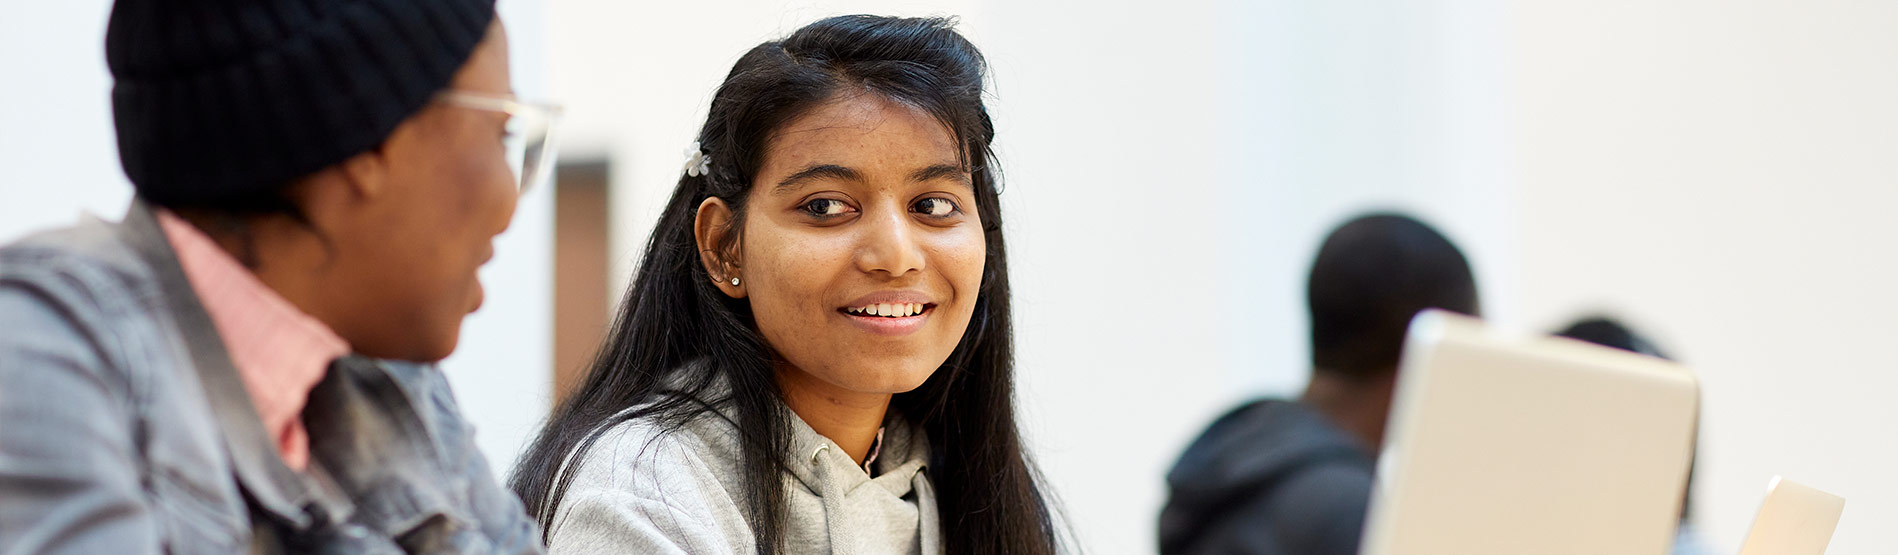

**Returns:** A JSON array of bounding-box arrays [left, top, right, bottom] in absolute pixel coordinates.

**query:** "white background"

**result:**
[[6, 1, 1895, 553]]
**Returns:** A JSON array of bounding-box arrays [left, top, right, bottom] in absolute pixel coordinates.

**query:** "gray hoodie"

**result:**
[[545, 401, 940, 554]]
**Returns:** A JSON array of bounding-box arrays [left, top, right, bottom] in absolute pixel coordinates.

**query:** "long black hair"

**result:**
[[509, 15, 1059, 555]]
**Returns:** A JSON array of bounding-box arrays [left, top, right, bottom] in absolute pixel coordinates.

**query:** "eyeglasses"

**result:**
[[435, 90, 565, 195]]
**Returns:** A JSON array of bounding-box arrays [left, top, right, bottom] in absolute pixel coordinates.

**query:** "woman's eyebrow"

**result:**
[[775, 164, 860, 193], [910, 163, 972, 185]]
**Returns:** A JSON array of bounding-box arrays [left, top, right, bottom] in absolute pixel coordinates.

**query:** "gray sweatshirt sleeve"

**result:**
[[545, 423, 748, 555], [548, 488, 738, 554], [0, 286, 161, 554]]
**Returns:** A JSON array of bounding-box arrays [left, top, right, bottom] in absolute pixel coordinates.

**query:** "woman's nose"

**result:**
[[855, 203, 925, 278]]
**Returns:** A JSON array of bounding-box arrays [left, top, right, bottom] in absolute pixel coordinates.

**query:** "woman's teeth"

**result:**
[[845, 302, 927, 318]]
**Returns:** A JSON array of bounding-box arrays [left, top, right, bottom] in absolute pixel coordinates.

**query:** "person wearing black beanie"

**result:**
[[0, 0, 556, 553]]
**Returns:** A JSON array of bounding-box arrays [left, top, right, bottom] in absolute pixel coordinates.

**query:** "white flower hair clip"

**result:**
[[683, 141, 712, 178]]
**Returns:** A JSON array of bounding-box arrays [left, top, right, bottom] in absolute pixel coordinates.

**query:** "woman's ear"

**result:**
[[335, 148, 391, 200], [694, 197, 746, 299], [287, 155, 380, 243]]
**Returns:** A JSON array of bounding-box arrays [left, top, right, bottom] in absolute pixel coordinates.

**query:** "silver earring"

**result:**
[[730, 277, 741, 286]]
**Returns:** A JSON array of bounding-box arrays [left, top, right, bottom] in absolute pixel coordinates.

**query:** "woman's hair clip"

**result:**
[[683, 141, 712, 178]]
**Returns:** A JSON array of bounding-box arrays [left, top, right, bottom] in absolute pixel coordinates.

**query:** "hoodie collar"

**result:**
[[785, 407, 929, 499]]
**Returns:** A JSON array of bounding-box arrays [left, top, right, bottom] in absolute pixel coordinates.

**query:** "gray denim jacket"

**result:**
[[0, 202, 542, 554]]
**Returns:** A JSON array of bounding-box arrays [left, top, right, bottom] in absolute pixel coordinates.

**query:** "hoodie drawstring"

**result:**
[[913, 468, 940, 555], [812, 444, 857, 554], [811, 440, 939, 554]]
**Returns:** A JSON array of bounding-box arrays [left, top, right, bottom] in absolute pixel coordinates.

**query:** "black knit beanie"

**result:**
[[106, 0, 498, 207]]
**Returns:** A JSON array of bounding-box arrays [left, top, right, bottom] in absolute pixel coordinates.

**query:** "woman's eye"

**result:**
[[800, 198, 852, 217], [913, 197, 960, 217]]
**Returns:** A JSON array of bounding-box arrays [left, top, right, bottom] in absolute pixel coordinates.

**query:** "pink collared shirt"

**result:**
[[157, 210, 349, 471], [862, 426, 885, 474]]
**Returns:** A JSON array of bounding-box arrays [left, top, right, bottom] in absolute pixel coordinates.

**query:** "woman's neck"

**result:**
[[175, 210, 336, 324], [775, 364, 890, 465]]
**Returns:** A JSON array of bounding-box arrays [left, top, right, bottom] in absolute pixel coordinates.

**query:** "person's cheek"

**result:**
[[940, 230, 983, 298], [788, 246, 827, 343], [747, 238, 794, 344], [483, 136, 518, 234]]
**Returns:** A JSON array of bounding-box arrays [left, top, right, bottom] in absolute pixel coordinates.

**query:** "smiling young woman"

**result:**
[[508, 15, 1060, 555]]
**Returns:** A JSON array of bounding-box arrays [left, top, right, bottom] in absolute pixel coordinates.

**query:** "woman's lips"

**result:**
[[838, 303, 934, 336], [469, 247, 495, 313], [469, 277, 486, 313], [842, 302, 930, 318]]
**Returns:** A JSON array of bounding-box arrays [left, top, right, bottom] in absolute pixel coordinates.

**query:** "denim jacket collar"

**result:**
[[114, 200, 352, 529]]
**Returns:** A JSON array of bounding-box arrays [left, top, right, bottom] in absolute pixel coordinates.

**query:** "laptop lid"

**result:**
[[1359, 310, 1700, 555], [1737, 476, 1845, 555]]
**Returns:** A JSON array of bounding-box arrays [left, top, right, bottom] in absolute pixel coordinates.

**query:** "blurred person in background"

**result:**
[[507, 15, 1061, 555], [0, 0, 557, 552], [1554, 316, 1710, 555], [1158, 213, 1480, 555]]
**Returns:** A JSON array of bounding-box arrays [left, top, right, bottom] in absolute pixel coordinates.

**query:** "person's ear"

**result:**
[[284, 152, 382, 241], [335, 148, 392, 201], [695, 197, 746, 299]]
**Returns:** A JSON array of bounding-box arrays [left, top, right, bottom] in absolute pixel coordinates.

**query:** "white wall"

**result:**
[[0, 0, 554, 479], [1507, 1, 1898, 552], [987, 0, 1516, 551], [1, 2, 130, 236]]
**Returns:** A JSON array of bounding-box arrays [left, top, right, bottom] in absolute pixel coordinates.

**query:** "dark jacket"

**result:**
[[1159, 399, 1375, 555], [0, 203, 541, 554]]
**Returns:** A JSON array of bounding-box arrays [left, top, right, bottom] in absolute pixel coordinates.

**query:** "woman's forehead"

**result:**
[[764, 93, 961, 167]]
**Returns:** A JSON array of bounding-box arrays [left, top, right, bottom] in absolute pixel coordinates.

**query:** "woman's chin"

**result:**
[[876, 364, 944, 394], [821, 363, 940, 396]]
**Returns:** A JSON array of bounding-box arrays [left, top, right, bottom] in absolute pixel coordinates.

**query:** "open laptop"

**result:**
[[1358, 310, 1700, 555], [1737, 476, 1845, 555]]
